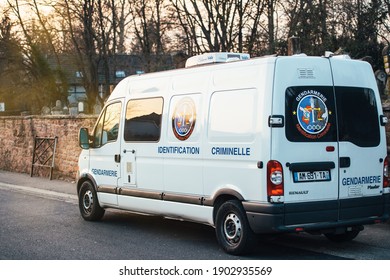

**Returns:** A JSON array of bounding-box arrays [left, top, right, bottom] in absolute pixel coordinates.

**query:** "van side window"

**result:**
[[124, 97, 163, 142], [93, 102, 122, 147], [208, 89, 256, 142], [336, 87, 379, 147]]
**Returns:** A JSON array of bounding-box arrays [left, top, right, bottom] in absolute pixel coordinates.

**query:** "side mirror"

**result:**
[[79, 128, 90, 149]]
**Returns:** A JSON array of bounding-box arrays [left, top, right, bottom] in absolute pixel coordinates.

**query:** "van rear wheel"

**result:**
[[215, 200, 254, 255], [324, 229, 360, 242], [78, 180, 105, 221]]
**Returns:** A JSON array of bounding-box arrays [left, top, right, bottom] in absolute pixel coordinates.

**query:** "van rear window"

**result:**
[[335, 87, 379, 147], [285, 86, 337, 142], [285, 86, 380, 147]]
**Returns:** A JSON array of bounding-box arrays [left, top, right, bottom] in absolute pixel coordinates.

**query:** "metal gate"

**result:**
[[30, 136, 58, 180]]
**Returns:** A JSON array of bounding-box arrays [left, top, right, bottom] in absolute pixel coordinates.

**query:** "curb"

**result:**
[[0, 182, 77, 203]]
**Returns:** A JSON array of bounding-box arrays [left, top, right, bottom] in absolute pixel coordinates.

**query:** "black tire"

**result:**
[[78, 180, 105, 221], [324, 229, 360, 242], [215, 200, 255, 255]]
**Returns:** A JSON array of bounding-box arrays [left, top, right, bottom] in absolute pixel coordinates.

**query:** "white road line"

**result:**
[[0, 182, 77, 203]]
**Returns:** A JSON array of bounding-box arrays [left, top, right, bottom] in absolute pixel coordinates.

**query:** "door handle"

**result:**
[[123, 149, 135, 154], [340, 157, 351, 168], [114, 154, 121, 163]]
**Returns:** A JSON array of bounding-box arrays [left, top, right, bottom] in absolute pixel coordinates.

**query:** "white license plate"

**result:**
[[293, 170, 331, 182]]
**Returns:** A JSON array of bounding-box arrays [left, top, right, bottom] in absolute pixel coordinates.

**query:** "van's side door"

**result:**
[[119, 97, 164, 191], [163, 94, 203, 199], [89, 100, 123, 206]]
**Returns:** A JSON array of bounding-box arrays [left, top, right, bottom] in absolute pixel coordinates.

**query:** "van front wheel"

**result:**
[[78, 180, 105, 221], [215, 200, 254, 255]]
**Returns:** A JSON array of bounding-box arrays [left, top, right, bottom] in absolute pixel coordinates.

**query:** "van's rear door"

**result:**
[[330, 58, 385, 219], [272, 56, 386, 225], [272, 57, 340, 208]]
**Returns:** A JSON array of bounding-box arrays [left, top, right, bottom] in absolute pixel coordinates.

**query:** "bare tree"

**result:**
[[376, 0, 390, 45], [170, 0, 238, 53], [0, 13, 28, 114], [53, 0, 133, 111], [170, 0, 272, 56], [281, 0, 320, 54], [6, 0, 68, 113], [64, 0, 101, 111], [109, 0, 132, 55], [128, 0, 171, 72]]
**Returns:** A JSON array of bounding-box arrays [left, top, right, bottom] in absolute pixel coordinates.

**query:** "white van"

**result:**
[[77, 52, 390, 255]]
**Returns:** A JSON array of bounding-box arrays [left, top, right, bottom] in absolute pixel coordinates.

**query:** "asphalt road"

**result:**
[[1, 188, 390, 260]]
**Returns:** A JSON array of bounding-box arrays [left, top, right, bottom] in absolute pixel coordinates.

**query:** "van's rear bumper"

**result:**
[[243, 194, 390, 234]]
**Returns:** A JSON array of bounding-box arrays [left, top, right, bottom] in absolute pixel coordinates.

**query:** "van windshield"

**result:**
[[285, 86, 380, 147]]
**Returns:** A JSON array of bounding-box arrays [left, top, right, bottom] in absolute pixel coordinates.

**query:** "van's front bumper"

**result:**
[[243, 194, 390, 234]]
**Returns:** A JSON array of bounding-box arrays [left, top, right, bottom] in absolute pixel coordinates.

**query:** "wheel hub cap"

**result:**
[[223, 213, 242, 244], [83, 190, 93, 212]]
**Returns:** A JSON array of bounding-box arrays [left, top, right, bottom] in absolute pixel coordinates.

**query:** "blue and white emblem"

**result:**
[[296, 95, 329, 135], [172, 98, 196, 141]]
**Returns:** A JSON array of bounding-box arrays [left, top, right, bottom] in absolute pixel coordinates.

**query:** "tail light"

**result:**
[[383, 156, 389, 189], [267, 160, 284, 202]]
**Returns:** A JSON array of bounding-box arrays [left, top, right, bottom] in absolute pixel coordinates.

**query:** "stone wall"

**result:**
[[0, 115, 97, 181]]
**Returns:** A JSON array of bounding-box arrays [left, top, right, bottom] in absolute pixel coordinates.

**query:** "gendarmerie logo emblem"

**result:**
[[172, 97, 196, 141], [293, 90, 331, 139]]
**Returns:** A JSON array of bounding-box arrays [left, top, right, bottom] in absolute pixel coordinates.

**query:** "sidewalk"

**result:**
[[0, 170, 77, 202]]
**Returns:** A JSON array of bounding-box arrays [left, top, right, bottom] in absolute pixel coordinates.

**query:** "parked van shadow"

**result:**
[[95, 210, 349, 260]]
